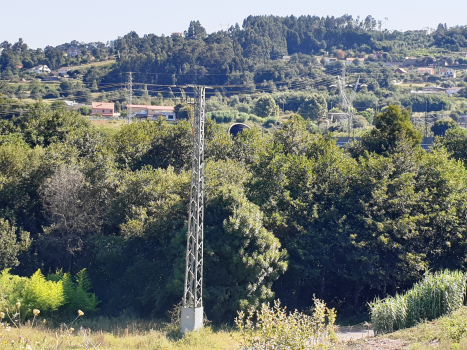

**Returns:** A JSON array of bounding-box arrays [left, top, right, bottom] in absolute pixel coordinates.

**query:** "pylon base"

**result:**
[[181, 307, 203, 334]]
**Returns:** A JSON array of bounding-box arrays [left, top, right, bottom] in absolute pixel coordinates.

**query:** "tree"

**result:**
[[431, 117, 458, 136], [0, 219, 30, 270], [38, 166, 103, 268], [434, 127, 467, 162], [16, 102, 91, 147], [254, 94, 279, 117], [298, 94, 327, 120], [361, 104, 422, 154], [185, 21, 207, 40]]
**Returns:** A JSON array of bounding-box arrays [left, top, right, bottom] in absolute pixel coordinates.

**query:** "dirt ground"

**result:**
[[335, 327, 409, 349], [336, 338, 409, 349]]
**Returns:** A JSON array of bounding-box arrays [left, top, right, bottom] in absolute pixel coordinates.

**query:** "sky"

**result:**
[[1, 0, 466, 49]]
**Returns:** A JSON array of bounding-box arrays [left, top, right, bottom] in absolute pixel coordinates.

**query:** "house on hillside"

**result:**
[[411, 86, 446, 94], [67, 47, 80, 57], [127, 104, 176, 121], [440, 68, 457, 78], [434, 60, 449, 67], [91, 102, 115, 117], [327, 112, 348, 123], [324, 57, 337, 64], [58, 67, 69, 76], [417, 67, 435, 75], [422, 86, 446, 93], [345, 57, 365, 65], [395, 68, 407, 74], [29, 65, 51, 74], [446, 87, 464, 96], [404, 57, 418, 66]]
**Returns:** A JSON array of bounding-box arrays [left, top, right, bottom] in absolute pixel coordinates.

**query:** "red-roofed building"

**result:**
[[417, 67, 435, 75], [91, 102, 115, 117], [127, 104, 176, 121]]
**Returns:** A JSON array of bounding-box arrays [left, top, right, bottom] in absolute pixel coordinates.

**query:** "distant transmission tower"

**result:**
[[181, 85, 206, 334], [126, 72, 133, 124], [337, 67, 359, 138]]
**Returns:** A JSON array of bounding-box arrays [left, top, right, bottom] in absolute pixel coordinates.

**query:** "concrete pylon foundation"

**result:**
[[181, 307, 203, 334]]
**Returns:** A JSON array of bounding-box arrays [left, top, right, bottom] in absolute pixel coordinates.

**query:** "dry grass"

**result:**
[[91, 119, 127, 135], [383, 306, 467, 349], [59, 60, 116, 72], [0, 323, 240, 349]]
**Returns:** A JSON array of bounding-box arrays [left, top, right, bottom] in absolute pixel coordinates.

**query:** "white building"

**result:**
[[444, 69, 457, 78], [30, 65, 51, 74], [127, 104, 176, 121]]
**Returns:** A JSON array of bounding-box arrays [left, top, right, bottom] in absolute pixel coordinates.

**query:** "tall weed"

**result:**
[[235, 298, 336, 349], [370, 270, 466, 334]]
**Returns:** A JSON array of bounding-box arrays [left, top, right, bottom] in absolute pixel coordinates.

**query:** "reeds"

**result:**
[[369, 270, 466, 334]]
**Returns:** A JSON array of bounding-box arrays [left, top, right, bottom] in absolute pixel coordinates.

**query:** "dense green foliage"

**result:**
[[369, 271, 466, 334], [0, 92, 467, 323], [0, 268, 98, 318], [360, 104, 422, 154]]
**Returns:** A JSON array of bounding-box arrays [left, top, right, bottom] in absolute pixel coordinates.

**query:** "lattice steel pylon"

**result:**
[[337, 67, 359, 137], [181, 85, 206, 334]]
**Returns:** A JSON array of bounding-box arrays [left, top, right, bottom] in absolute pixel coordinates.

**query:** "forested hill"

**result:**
[[106, 16, 467, 86], [1, 15, 467, 87]]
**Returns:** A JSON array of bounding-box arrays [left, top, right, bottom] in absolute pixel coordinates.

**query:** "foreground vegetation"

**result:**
[[0, 322, 239, 350], [2, 101, 467, 324], [384, 306, 467, 349], [369, 271, 466, 334]]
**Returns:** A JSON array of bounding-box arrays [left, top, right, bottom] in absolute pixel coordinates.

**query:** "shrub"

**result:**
[[0, 269, 99, 318], [206, 110, 257, 124], [370, 270, 466, 334], [22, 270, 65, 312], [235, 298, 337, 349]]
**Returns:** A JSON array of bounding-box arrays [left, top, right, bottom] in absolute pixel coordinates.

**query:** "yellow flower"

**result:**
[[69, 328, 74, 333], [16, 301, 21, 308], [77, 310, 84, 317], [0, 312, 4, 319], [42, 319, 47, 324], [33, 309, 40, 317]]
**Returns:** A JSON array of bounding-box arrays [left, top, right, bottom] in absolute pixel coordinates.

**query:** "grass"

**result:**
[[59, 60, 116, 72], [90, 119, 128, 136], [384, 306, 467, 349], [0, 320, 240, 349]]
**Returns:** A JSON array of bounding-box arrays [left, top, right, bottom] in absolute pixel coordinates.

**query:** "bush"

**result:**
[[370, 270, 466, 334], [235, 298, 337, 349], [206, 110, 256, 124], [0, 269, 98, 318]]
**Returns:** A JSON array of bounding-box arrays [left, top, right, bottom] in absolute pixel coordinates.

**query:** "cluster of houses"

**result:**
[[410, 85, 464, 96], [395, 66, 459, 78], [87, 102, 176, 121]]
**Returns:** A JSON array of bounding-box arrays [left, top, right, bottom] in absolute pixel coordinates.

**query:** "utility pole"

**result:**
[[182, 85, 206, 334], [337, 67, 359, 139], [425, 100, 428, 138], [127, 72, 133, 124]]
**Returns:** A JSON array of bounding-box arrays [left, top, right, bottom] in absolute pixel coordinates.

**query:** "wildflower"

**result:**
[[70, 328, 74, 333], [33, 309, 40, 317], [78, 310, 84, 317], [16, 301, 21, 309], [42, 319, 46, 324], [0, 312, 4, 319]]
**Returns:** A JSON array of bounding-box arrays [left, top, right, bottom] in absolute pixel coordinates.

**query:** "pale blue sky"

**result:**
[[1, 0, 466, 49]]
